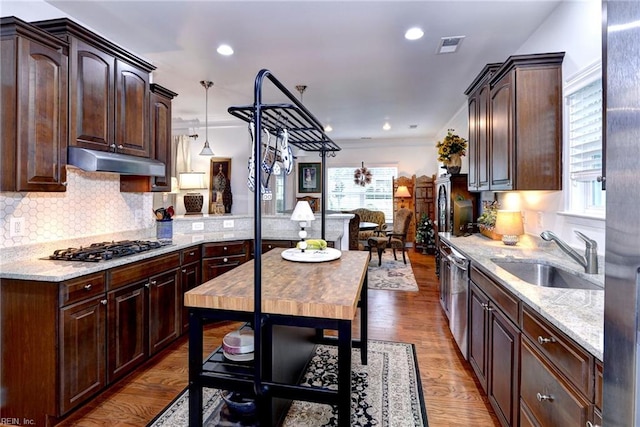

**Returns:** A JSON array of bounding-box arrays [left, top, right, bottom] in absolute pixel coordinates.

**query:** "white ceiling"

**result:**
[[10, 0, 562, 141]]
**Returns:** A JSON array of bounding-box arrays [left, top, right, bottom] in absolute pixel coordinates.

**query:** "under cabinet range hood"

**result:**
[[67, 147, 166, 177]]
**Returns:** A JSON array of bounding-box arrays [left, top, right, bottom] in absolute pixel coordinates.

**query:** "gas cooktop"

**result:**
[[49, 240, 164, 262]]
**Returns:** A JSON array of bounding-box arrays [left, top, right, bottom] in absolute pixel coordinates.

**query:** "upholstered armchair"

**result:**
[[349, 208, 387, 241], [367, 208, 413, 266]]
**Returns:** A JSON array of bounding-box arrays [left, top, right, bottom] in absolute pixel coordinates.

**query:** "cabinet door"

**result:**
[[490, 72, 514, 190], [148, 268, 180, 355], [9, 37, 68, 192], [438, 248, 450, 318], [107, 280, 147, 383], [149, 90, 172, 191], [59, 296, 106, 414], [476, 83, 491, 190], [69, 39, 115, 151], [469, 283, 489, 392], [115, 59, 149, 157], [488, 305, 520, 427], [181, 261, 201, 333]]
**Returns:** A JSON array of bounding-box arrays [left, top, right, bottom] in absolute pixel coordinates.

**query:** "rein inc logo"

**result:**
[[0, 418, 35, 425]]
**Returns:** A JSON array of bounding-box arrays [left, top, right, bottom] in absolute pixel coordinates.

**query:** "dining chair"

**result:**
[[367, 208, 413, 266]]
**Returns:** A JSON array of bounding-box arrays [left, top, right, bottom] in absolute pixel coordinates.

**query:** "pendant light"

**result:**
[[199, 80, 214, 156]]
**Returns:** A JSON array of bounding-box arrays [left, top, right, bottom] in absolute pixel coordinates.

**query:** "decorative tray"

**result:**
[[281, 247, 342, 263]]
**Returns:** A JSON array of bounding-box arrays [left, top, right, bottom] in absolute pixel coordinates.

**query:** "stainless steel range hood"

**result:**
[[68, 147, 166, 177]]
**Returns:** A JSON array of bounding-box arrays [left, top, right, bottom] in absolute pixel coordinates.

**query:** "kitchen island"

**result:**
[[184, 247, 370, 426]]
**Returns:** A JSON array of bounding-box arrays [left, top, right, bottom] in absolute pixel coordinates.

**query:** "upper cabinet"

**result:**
[[465, 63, 501, 192], [466, 52, 564, 191], [0, 17, 69, 192], [32, 18, 156, 158]]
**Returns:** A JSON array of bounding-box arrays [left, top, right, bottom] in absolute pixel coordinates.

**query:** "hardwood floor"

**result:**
[[55, 250, 499, 426]]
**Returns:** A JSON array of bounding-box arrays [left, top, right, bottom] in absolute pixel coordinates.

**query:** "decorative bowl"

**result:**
[[222, 329, 254, 355], [221, 391, 256, 416]]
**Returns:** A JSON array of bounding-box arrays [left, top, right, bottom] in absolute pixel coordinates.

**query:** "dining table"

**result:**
[[184, 247, 370, 426], [359, 221, 380, 231]]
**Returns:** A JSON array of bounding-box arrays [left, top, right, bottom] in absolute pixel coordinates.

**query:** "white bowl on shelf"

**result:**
[[222, 329, 254, 355]]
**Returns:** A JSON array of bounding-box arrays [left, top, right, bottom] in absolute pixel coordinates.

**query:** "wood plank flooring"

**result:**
[[55, 250, 499, 426]]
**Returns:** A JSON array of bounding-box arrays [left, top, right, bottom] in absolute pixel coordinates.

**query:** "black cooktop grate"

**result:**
[[49, 240, 162, 262]]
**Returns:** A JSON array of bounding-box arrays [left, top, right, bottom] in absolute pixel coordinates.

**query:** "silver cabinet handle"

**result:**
[[586, 422, 601, 427], [182, 269, 187, 273], [538, 336, 557, 345], [536, 392, 553, 402], [223, 257, 228, 263], [189, 251, 195, 256], [100, 299, 107, 305], [84, 284, 92, 291], [145, 283, 151, 288], [223, 246, 228, 251]]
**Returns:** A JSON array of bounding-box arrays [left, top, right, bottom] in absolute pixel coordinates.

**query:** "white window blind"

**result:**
[[568, 79, 603, 182], [327, 166, 397, 219]]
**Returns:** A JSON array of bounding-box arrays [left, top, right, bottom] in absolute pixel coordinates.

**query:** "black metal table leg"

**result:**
[[188, 310, 203, 427], [337, 320, 352, 427], [361, 271, 368, 365]]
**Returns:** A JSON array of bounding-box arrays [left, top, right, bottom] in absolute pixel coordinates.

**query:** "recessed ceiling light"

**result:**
[[324, 125, 333, 132], [405, 27, 424, 41], [217, 44, 234, 56], [383, 122, 391, 131]]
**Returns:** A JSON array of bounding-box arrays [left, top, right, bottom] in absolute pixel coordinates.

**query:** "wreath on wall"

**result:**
[[354, 162, 373, 187]]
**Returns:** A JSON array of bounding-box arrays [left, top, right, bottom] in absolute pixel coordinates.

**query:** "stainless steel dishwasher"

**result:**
[[447, 247, 469, 360]]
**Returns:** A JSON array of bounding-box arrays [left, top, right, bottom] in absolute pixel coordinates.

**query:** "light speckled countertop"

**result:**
[[0, 229, 343, 282], [440, 233, 604, 361]]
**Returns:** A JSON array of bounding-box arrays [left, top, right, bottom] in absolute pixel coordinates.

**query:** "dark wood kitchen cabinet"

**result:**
[[0, 17, 69, 192], [465, 63, 501, 192], [488, 52, 564, 191], [0, 271, 106, 426], [180, 246, 202, 332], [32, 18, 155, 157], [108, 252, 181, 380], [470, 265, 520, 427], [120, 83, 178, 192], [201, 240, 251, 282]]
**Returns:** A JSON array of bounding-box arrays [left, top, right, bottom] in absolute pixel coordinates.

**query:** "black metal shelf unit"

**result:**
[[225, 69, 342, 416]]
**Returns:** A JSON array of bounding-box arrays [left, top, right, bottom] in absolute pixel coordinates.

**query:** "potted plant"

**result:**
[[477, 201, 502, 240], [416, 214, 436, 254], [436, 129, 467, 174]]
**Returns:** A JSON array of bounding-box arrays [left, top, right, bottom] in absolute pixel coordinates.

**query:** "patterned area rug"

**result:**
[[147, 340, 428, 427], [368, 250, 419, 291]]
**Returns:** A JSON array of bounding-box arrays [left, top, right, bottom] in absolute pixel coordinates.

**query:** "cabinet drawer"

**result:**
[[470, 265, 519, 324], [262, 240, 293, 253], [202, 241, 249, 258], [520, 338, 590, 427], [181, 246, 201, 265], [109, 252, 180, 290], [59, 272, 106, 307], [521, 305, 593, 397]]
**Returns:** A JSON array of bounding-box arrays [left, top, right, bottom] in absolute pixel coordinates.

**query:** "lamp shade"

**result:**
[[179, 172, 206, 190], [290, 201, 315, 222], [494, 210, 524, 245], [395, 185, 411, 198]]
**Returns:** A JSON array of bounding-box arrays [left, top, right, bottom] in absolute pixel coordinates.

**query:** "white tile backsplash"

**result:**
[[0, 167, 154, 249]]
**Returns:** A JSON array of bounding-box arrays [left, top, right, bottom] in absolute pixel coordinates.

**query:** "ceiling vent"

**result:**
[[437, 36, 465, 54]]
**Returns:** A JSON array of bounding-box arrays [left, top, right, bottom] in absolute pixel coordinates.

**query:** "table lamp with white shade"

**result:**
[[395, 185, 411, 209], [179, 172, 207, 215], [290, 200, 315, 252], [494, 210, 524, 246]]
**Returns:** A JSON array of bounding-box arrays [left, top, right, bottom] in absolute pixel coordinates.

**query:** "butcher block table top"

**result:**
[[184, 248, 370, 320]]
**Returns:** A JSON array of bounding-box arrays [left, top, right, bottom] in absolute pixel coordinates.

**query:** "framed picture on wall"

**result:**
[[209, 157, 232, 214], [298, 162, 321, 193]]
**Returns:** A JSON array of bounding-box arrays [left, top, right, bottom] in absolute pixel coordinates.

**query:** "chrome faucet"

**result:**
[[540, 230, 599, 274]]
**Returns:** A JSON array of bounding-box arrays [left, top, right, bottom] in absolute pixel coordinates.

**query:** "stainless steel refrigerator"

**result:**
[[603, 1, 640, 425]]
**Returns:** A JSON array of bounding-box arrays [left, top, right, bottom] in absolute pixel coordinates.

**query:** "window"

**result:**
[[327, 166, 397, 219], [565, 64, 605, 217]]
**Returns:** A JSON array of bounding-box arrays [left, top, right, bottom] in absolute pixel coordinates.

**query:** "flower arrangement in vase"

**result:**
[[477, 201, 502, 240], [436, 129, 467, 174]]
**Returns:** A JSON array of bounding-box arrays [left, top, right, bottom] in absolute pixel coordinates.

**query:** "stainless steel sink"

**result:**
[[491, 259, 603, 290]]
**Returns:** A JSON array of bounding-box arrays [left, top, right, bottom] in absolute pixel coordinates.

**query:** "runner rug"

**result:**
[[368, 250, 419, 291], [147, 340, 428, 427]]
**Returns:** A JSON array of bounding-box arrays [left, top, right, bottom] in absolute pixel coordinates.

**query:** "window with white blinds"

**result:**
[[565, 69, 605, 217], [327, 166, 397, 219]]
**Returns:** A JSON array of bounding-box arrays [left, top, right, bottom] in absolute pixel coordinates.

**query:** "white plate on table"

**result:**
[[281, 247, 342, 263]]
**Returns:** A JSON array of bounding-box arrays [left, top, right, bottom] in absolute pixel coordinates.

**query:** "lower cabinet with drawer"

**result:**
[[202, 240, 250, 282], [180, 245, 202, 333]]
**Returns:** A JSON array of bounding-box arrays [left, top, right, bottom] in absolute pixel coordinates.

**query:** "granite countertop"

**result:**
[[0, 229, 343, 282], [440, 233, 604, 361]]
